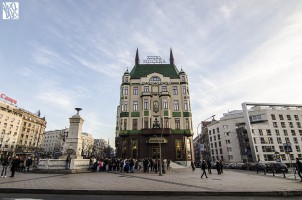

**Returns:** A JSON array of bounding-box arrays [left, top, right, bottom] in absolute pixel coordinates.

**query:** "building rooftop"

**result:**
[[130, 64, 180, 79]]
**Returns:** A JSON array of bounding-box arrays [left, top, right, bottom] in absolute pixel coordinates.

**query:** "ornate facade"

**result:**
[[115, 49, 194, 164]]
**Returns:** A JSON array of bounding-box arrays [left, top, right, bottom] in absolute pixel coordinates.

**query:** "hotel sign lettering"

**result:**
[[148, 137, 168, 144], [143, 56, 166, 64]]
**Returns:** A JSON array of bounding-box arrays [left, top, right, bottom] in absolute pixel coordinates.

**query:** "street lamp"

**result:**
[[159, 117, 170, 176]]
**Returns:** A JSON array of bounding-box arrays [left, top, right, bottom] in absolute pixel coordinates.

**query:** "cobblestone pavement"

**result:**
[[0, 168, 301, 195]]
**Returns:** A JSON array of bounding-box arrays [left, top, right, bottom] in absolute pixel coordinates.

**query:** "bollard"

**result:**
[[264, 169, 266, 175], [272, 169, 275, 176]]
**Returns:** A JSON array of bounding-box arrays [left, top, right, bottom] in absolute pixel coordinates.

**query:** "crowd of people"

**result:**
[[1, 155, 33, 178], [88, 157, 171, 174]]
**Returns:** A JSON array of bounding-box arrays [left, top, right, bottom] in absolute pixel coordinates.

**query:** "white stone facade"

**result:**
[[208, 103, 302, 164]]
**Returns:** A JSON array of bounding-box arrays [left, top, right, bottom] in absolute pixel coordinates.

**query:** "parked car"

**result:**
[[249, 162, 266, 171], [265, 162, 288, 173]]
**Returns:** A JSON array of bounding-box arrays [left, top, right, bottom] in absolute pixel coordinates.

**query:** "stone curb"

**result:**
[[0, 188, 302, 196]]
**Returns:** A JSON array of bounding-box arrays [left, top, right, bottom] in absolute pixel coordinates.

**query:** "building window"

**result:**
[[173, 100, 179, 111], [124, 119, 127, 130], [133, 101, 138, 111], [144, 86, 149, 92], [173, 86, 178, 95], [184, 100, 188, 111], [294, 137, 298, 144], [175, 118, 180, 129], [281, 122, 286, 128], [183, 86, 186, 95], [125, 77, 128, 82], [175, 139, 182, 159], [294, 115, 299, 121], [124, 101, 128, 112], [163, 99, 168, 109], [185, 118, 190, 129], [273, 122, 278, 128], [287, 115, 291, 120], [297, 122, 301, 128], [144, 117, 148, 129], [144, 99, 149, 110], [279, 114, 284, 120], [218, 134, 221, 140], [277, 137, 282, 144], [181, 76, 185, 82], [291, 130, 296, 136], [271, 114, 276, 120], [133, 87, 138, 95], [275, 129, 280, 136], [259, 129, 263, 136], [132, 119, 138, 130], [227, 147, 232, 152], [289, 122, 293, 128], [296, 146, 301, 152], [162, 85, 167, 92], [124, 87, 128, 95], [284, 129, 288, 136]]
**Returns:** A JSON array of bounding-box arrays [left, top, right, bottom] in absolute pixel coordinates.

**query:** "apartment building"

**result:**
[[207, 103, 302, 164]]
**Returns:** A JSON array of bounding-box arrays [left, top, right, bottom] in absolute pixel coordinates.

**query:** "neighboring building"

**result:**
[[42, 128, 67, 156], [0, 100, 22, 156], [0, 96, 47, 157], [42, 128, 94, 158], [115, 49, 194, 164], [81, 132, 94, 158], [207, 103, 302, 165]]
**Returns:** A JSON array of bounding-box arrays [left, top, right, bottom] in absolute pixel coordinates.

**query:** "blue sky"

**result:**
[[1, 0, 302, 147]]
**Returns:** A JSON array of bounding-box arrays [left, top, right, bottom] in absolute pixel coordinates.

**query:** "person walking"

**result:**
[[219, 160, 223, 174], [215, 160, 221, 174], [207, 159, 212, 174], [9, 157, 18, 178], [191, 160, 195, 171], [296, 158, 302, 182], [26, 157, 33, 172], [65, 154, 71, 170], [200, 160, 208, 178], [1, 156, 9, 177]]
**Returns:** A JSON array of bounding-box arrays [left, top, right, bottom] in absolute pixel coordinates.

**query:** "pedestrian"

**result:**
[[200, 160, 208, 178], [66, 154, 71, 170], [26, 157, 33, 172], [296, 158, 302, 182], [1, 156, 9, 177], [191, 160, 195, 171], [130, 158, 135, 173], [166, 159, 171, 170], [9, 156, 18, 178], [219, 160, 223, 173], [207, 159, 212, 174], [215, 160, 221, 174]]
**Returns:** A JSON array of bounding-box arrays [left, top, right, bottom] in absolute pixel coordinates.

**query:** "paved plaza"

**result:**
[[0, 167, 301, 196]]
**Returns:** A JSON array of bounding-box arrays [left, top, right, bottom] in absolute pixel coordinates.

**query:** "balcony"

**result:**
[[142, 128, 172, 135]]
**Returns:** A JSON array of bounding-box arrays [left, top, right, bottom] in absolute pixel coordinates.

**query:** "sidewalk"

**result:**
[[0, 168, 301, 196]]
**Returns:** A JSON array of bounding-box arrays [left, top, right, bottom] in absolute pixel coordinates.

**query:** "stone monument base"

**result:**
[[34, 158, 90, 174]]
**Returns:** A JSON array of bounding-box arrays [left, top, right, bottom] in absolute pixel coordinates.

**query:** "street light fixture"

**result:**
[[159, 117, 170, 176]]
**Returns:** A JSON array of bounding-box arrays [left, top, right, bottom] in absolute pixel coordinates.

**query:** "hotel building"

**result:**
[[115, 49, 194, 164]]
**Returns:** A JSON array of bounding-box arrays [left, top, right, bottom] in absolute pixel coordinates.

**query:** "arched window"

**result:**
[[150, 76, 161, 81]]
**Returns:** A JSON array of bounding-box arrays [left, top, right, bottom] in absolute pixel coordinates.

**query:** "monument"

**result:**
[[36, 108, 90, 173], [61, 108, 84, 159]]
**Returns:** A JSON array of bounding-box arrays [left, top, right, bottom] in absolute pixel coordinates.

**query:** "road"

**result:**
[[0, 194, 301, 200]]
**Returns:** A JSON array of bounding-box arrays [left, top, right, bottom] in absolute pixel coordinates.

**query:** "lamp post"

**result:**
[[159, 117, 170, 176]]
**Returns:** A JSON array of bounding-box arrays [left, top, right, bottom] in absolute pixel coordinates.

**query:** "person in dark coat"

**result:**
[[9, 157, 18, 178], [1, 156, 9, 177], [26, 157, 33, 172], [296, 158, 302, 182], [207, 159, 212, 174], [191, 160, 195, 171], [66, 154, 71, 170], [219, 160, 223, 173], [200, 160, 208, 178], [215, 161, 221, 174]]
